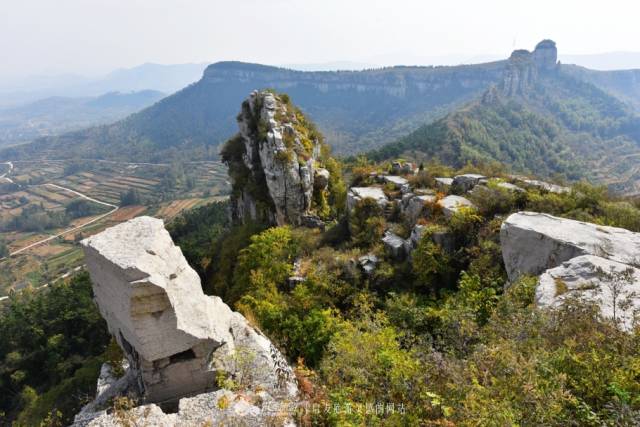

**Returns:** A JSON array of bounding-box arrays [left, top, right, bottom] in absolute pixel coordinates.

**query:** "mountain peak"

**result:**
[[502, 40, 558, 96]]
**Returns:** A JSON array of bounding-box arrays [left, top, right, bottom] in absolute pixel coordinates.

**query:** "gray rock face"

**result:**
[[81, 388, 297, 427], [228, 91, 321, 226], [382, 175, 409, 188], [81, 217, 298, 406], [402, 194, 436, 224], [497, 182, 525, 192], [501, 212, 640, 331], [314, 168, 330, 190], [382, 231, 406, 259], [347, 187, 388, 212], [521, 179, 570, 194], [358, 254, 379, 275], [438, 195, 475, 219], [537, 255, 640, 331], [500, 212, 640, 281], [532, 39, 558, 71], [435, 177, 453, 192], [452, 174, 486, 193]]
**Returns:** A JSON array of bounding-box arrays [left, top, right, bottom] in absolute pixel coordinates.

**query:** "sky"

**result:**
[[1, 0, 640, 80]]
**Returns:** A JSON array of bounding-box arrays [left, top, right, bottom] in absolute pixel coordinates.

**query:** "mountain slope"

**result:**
[[0, 61, 508, 161], [372, 42, 640, 194], [0, 90, 165, 148]]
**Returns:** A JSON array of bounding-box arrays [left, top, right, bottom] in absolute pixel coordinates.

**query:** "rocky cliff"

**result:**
[[501, 40, 558, 96], [75, 217, 299, 425], [223, 91, 328, 226]]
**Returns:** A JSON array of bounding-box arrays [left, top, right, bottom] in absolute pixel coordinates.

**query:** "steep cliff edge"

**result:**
[[74, 217, 299, 426], [223, 91, 330, 226]]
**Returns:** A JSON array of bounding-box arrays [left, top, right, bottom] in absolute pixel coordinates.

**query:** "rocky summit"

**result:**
[[223, 91, 328, 226]]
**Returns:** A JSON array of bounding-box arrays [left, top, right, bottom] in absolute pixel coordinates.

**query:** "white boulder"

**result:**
[[347, 187, 388, 211], [537, 255, 640, 331], [438, 195, 476, 219], [500, 212, 640, 281]]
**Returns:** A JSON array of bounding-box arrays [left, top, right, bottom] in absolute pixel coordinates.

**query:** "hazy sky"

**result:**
[[2, 0, 639, 79]]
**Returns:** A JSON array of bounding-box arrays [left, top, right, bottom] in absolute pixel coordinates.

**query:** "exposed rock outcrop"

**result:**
[[501, 212, 640, 331], [500, 212, 640, 281], [501, 40, 558, 96], [452, 174, 486, 193], [347, 187, 388, 212], [438, 195, 475, 219], [79, 217, 298, 423], [537, 255, 640, 331], [224, 91, 325, 226]]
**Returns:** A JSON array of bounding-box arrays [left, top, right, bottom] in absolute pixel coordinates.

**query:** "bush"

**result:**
[[349, 198, 385, 247]]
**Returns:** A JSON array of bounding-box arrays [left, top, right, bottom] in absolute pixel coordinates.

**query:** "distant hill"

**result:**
[[0, 63, 206, 108], [5, 40, 640, 167], [372, 41, 640, 194], [0, 90, 165, 148], [0, 60, 509, 161]]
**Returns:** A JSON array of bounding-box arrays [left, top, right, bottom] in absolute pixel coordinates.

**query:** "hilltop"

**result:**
[[372, 41, 640, 194]]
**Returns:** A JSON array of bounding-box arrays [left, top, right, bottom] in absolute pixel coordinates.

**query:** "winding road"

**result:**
[[0, 163, 119, 259], [7, 183, 118, 257]]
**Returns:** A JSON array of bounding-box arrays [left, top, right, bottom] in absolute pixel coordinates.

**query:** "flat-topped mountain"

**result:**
[[0, 59, 508, 161], [372, 41, 640, 194], [4, 39, 640, 186]]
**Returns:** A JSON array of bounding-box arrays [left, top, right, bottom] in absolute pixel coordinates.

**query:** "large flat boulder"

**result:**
[[347, 187, 388, 211], [537, 255, 640, 331], [500, 212, 640, 281], [452, 174, 486, 193], [438, 195, 475, 219]]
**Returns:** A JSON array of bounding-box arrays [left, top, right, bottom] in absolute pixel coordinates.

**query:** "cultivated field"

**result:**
[[0, 159, 230, 297]]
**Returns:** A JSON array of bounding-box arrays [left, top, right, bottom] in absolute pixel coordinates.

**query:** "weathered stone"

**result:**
[[438, 195, 475, 219], [391, 161, 402, 174], [358, 254, 379, 275], [500, 212, 640, 281], [227, 91, 321, 226], [382, 231, 406, 259], [81, 217, 298, 404], [314, 168, 330, 190], [80, 388, 297, 427], [301, 214, 325, 231], [532, 39, 558, 71], [432, 230, 457, 254], [521, 179, 570, 194], [382, 175, 409, 189], [537, 255, 640, 332], [403, 194, 437, 223], [452, 174, 486, 193], [497, 181, 525, 192], [434, 177, 453, 192], [402, 162, 416, 174], [347, 187, 388, 211]]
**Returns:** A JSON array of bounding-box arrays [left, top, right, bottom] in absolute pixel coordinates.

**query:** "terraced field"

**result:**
[[0, 159, 231, 297]]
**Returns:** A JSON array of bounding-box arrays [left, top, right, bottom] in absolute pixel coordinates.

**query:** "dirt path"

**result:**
[[3, 183, 118, 258]]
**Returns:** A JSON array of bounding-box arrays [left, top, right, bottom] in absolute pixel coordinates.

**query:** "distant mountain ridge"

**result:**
[[0, 90, 165, 148], [372, 41, 640, 195], [4, 40, 640, 169]]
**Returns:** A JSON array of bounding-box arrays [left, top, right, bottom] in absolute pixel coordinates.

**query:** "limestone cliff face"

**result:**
[[224, 91, 323, 226], [75, 217, 299, 425], [501, 40, 558, 96]]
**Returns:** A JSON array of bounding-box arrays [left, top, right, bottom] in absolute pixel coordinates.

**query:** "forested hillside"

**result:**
[[372, 53, 640, 194], [0, 61, 507, 161]]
